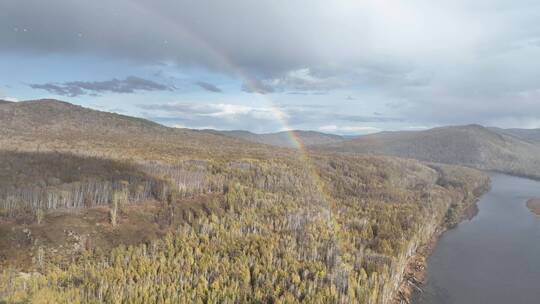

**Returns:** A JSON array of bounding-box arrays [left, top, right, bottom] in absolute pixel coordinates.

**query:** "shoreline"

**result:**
[[393, 183, 489, 304], [526, 198, 540, 216]]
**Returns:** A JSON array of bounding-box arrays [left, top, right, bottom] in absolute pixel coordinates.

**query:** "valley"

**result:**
[[3, 2, 539, 303], [414, 174, 540, 303], [0, 100, 490, 303], [311, 125, 540, 180]]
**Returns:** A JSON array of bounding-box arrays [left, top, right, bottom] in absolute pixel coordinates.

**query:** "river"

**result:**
[[414, 174, 540, 304]]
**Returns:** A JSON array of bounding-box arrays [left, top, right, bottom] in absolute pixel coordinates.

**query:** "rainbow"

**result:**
[[126, 0, 337, 210], [122, 2, 345, 281]]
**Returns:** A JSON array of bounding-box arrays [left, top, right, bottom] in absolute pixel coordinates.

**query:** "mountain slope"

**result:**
[[210, 129, 346, 148], [315, 124, 540, 179], [490, 127, 540, 144], [0, 99, 281, 161], [0, 99, 490, 304]]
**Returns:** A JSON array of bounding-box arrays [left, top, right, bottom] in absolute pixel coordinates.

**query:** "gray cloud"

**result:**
[[137, 102, 401, 133], [336, 114, 402, 123], [195, 81, 222, 93], [242, 68, 351, 94], [281, 105, 402, 126], [137, 103, 284, 132], [138, 103, 218, 115], [3, 0, 540, 128], [29, 83, 86, 97], [0, 0, 326, 76], [29, 76, 174, 97], [241, 79, 275, 94]]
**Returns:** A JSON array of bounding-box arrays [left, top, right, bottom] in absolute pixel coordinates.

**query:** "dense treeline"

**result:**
[[0, 153, 489, 303], [0, 101, 491, 303], [0, 100, 291, 163], [0, 151, 225, 218], [313, 124, 540, 181]]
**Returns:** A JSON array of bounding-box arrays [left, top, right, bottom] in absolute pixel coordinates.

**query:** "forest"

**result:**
[[0, 100, 491, 303], [0, 150, 489, 303]]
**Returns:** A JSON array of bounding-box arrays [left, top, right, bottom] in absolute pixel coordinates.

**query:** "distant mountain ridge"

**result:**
[[489, 127, 540, 144], [314, 124, 540, 179], [4, 99, 539, 180], [209, 129, 347, 148], [0, 99, 347, 153], [0, 99, 272, 160], [0, 98, 493, 304]]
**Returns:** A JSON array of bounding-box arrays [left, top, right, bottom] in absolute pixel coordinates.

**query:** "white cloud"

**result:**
[[0, 89, 18, 102], [173, 123, 217, 130], [140, 102, 281, 121], [4, 0, 540, 129], [486, 117, 540, 129], [137, 102, 289, 133], [202, 104, 277, 121], [262, 68, 348, 92], [319, 125, 381, 135], [406, 125, 431, 130]]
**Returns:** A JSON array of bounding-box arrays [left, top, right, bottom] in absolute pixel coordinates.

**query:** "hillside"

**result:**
[[0, 100, 490, 304], [490, 127, 540, 144], [314, 124, 540, 179], [0, 99, 282, 161], [210, 129, 347, 148]]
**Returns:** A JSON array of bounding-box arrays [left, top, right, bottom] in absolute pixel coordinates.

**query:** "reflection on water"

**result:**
[[414, 174, 540, 304]]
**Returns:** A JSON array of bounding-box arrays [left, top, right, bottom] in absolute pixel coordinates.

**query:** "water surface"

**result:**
[[414, 174, 540, 304]]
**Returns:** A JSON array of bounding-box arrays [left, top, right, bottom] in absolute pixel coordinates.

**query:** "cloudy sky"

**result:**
[[2, 0, 540, 134]]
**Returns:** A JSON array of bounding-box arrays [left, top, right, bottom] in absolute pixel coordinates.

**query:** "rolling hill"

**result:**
[[209, 129, 347, 148], [0, 99, 281, 161], [314, 124, 540, 179], [0, 99, 490, 304], [490, 127, 540, 144]]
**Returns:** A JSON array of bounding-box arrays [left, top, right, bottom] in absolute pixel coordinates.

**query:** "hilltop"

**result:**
[[314, 124, 540, 179], [0, 99, 281, 161], [0, 99, 489, 304], [210, 129, 347, 148], [489, 127, 540, 144]]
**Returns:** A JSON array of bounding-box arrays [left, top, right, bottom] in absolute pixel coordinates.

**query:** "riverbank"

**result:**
[[393, 177, 491, 304], [527, 198, 540, 216], [412, 174, 540, 303]]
